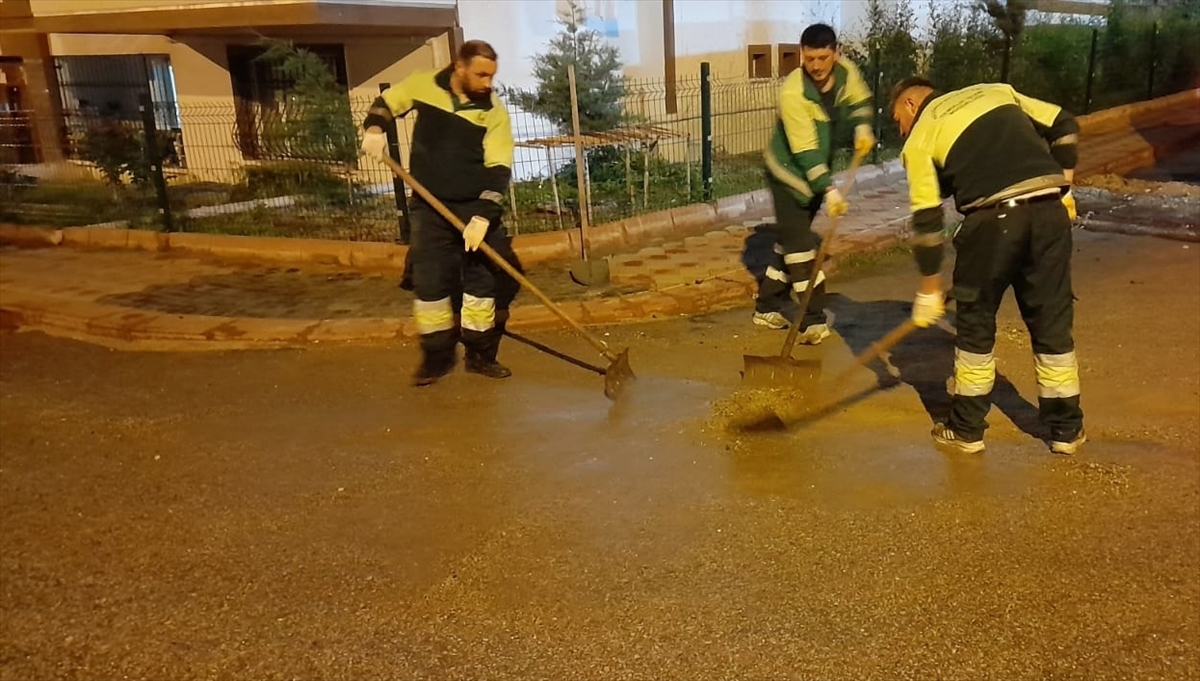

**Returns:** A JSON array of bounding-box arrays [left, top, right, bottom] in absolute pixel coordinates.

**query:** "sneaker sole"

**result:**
[[932, 438, 986, 454], [752, 319, 788, 330], [1050, 432, 1087, 455]]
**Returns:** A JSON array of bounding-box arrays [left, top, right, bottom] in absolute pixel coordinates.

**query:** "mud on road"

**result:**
[[1, 230, 1198, 680]]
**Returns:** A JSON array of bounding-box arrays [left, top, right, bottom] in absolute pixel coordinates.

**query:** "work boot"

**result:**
[[795, 323, 831, 345], [412, 357, 455, 387], [465, 354, 512, 379], [1050, 429, 1087, 455], [931, 422, 985, 454], [752, 311, 789, 330]]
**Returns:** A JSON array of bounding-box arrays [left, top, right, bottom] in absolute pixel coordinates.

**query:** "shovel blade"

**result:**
[[603, 348, 635, 400], [569, 258, 611, 287], [741, 354, 823, 390]]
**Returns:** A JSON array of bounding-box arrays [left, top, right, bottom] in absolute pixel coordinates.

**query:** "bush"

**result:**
[[239, 160, 360, 207]]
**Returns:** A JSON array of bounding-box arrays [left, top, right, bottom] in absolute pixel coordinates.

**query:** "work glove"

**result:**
[[1062, 190, 1077, 222], [360, 130, 388, 160], [463, 215, 489, 252], [854, 124, 876, 158], [824, 187, 849, 219], [912, 291, 945, 328]]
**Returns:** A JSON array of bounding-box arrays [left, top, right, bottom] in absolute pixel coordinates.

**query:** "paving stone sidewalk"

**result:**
[[0, 166, 918, 350]]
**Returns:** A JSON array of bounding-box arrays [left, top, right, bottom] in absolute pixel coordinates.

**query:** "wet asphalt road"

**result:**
[[1, 231, 1198, 680]]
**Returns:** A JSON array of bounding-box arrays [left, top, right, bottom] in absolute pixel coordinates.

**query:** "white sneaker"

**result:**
[[1050, 430, 1087, 455], [752, 311, 789, 330], [932, 423, 986, 454], [795, 323, 831, 345]]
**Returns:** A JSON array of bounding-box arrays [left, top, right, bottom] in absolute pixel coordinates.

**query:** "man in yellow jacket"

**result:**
[[754, 23, 875, 342], [891, 76, 1085, 455], [361, 40, 520, 387]]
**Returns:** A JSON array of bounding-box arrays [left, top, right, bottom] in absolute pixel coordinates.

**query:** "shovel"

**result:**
[[731, 318, 923, 432], [741, 151, 868, 389], [379, 155, 635, 400]]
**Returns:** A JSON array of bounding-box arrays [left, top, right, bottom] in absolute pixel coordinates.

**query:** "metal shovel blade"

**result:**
[[740, 354, 823, 390], [569, 258, 611, 287], [603, 348, 636, 400]]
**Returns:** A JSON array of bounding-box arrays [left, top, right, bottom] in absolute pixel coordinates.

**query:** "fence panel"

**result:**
[[3, 15, 1196, 240]]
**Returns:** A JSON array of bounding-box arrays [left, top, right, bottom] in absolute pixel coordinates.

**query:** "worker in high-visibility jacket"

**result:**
[[754, 23, 875, 341], [361, 40, 518, 387], [890, 76, 1086, 455]]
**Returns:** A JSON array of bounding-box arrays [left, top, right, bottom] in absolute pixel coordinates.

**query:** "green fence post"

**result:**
[[1084, 28, 1099, 114], [138, 94, 173, 232], [700, 61, 713, 202], [1147, 21, 1159, 101], [379, 82, 411, 244]]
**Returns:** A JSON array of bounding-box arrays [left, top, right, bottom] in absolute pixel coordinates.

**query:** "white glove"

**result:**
[[463, 215, 489, 252], [361, 130, 388, 160], [912, 291, 945, 328], [824, 187, 849, 218]]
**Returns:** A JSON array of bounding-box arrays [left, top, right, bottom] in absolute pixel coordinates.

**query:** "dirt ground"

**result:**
[[1, 230, 1198, 680]]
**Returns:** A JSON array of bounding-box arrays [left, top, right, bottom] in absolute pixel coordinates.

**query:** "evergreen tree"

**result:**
[[505, 0, 626, 133]]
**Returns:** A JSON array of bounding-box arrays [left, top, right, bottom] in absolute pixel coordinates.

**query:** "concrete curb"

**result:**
[[0, 185, 776, 271]]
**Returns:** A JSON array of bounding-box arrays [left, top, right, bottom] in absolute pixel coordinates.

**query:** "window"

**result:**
[[54, 54, 184, 167], [747, 44, 772, 79], [777, 43, 801, 78], [227, 43, 349, 161]]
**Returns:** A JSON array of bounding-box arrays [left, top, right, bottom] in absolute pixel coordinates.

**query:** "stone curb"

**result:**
[[0, 185, 777, 271]]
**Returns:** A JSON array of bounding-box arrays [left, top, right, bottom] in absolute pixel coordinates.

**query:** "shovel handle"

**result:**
[[832, 319, 920, 384], [780, 150, 869, 359], [379, 155, 617, 362], [504, 330, 607, 375]]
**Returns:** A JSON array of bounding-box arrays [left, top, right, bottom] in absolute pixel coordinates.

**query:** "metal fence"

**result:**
[[0, 67, 788, 241], [2, 17, 1196, 242]]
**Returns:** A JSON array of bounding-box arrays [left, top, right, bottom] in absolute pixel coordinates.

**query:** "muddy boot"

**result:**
[[412, 357, 456, 387], [465, 351, 512, 379], [413, 338, 456, 387]]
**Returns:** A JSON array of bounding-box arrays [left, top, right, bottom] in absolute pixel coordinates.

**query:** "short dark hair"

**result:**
[[458, 39, 497, 64], [889, 76, 936, 110], [800, 24, 838, 49]]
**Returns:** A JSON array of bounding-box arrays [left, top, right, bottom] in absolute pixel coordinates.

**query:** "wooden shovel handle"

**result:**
[[379, 155, 617, 362], [780, 149, 870, 358]]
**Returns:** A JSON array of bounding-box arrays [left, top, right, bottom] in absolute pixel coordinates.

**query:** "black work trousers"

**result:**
[[755, 172, 827, 329], [409, 199, 522, 371], [949, 195, 1083, 442]]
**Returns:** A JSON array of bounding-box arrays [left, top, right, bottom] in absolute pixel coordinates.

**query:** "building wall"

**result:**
[[44, 31, 450, 183]]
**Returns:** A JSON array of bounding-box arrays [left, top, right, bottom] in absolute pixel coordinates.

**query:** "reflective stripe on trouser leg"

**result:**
[[952, 349, 996, 396], [756, 266, 791, 313], [791, 270, 827, 293], [413, 297, 454, 335], [461, 293, 496, 332], [784, 258, 826, 327], [765, 266, 789, 283], [1035, 351, 1084, 441], [947, 348, 996, 441], [1034, 351, 1080, 398], [783, 249, 816, 265]]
